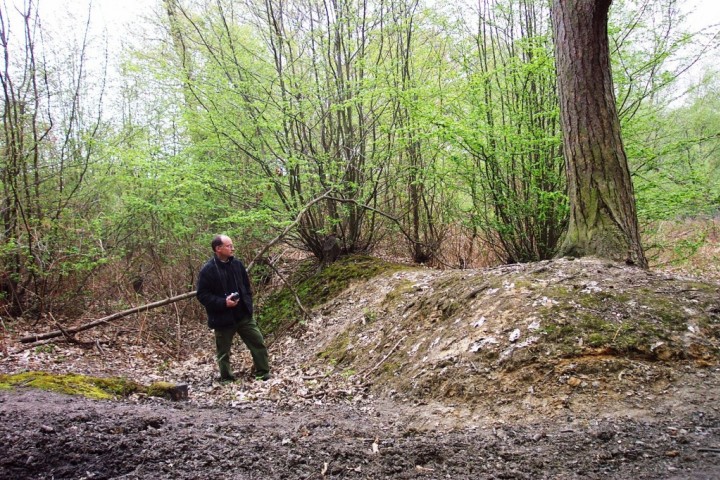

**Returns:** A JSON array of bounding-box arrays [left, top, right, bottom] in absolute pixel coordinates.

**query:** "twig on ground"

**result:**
[[19, 293, 197, 344], [361, 337, 405, 379]]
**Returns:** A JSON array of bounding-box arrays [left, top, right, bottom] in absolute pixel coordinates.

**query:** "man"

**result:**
[[196, 235, 271, 382]]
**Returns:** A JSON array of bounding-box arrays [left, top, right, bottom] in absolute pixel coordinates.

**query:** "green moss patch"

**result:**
[[534, 281, 720, 361], [0, 371, 185, 401], [382, 280, 416, 307], [317, 331, 352, 366], [258, 255, 406, 333]]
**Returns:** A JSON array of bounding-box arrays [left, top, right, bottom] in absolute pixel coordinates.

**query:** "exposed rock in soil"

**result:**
[[293, 257, 720, 424]]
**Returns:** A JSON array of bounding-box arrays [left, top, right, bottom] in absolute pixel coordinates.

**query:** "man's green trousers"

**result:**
[[213, 317, 270, 380]]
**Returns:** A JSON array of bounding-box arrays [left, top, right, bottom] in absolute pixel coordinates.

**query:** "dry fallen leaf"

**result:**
[[416, 465, 435, 472]]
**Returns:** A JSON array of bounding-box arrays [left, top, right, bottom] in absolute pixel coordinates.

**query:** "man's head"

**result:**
[[212, 234, 235, 261]]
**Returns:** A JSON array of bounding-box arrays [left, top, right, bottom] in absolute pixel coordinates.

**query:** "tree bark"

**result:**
[[551, 0, 647, 268]]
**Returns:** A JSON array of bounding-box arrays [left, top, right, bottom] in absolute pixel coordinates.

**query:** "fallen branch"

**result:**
[[19, 292, 197, 344], [361, 337, 405, 379], [49, 312, 73, 342]]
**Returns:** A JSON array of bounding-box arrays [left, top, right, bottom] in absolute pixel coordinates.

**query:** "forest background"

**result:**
[[1, 0, 719, 346]]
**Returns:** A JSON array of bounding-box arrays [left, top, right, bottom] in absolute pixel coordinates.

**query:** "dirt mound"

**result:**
[[289, 257, 720, 424]]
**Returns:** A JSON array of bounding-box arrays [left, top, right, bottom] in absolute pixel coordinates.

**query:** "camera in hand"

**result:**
[[229, 292, 240, 301]]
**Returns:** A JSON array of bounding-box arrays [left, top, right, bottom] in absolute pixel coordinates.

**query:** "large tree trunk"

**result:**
[[551, 0, 648, 268]]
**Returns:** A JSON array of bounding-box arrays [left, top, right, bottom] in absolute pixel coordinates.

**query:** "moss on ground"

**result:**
[[0, 371, 184, 401], [258, 255, 406, 334], [533, 281, 720, 361], [382, 280, 416, 308], [317, 331, 352, 366]]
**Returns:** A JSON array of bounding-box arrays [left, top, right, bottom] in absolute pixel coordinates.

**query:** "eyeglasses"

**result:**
[[222, 244, 234, 249]]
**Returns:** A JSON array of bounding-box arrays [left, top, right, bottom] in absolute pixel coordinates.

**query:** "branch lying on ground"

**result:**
[[18, 292, 197, 344]]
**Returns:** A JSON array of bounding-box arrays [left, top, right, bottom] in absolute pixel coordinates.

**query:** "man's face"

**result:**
[[216, 236, 235, 261]]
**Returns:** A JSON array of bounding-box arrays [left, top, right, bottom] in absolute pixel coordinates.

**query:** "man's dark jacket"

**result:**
[[196, 255, 253, 330]]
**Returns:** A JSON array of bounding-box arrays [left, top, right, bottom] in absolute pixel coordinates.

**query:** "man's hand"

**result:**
[[225, 294, 239, 308]]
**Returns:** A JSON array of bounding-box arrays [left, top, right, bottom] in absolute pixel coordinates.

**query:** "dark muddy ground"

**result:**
[[1, 386, 719, 480]]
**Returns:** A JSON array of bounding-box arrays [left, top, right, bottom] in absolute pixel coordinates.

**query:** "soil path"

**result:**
[[2, 385, 720, 479]]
